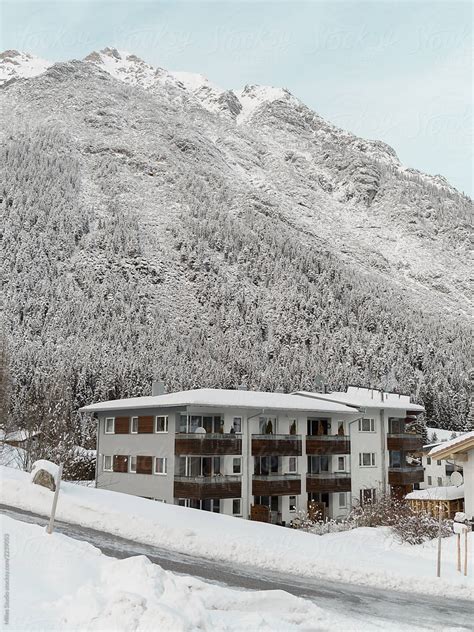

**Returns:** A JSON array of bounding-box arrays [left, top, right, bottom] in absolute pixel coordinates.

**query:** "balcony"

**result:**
[[306, 435, 351, 455], [252, 474, 301, 496], [251, 434, 302, 457], [387, 434, 423, 452], [175, 433, 242, 456], [306, 472, 351, 493], [388, 466, 424, 486], [174, 475, 241, 499]]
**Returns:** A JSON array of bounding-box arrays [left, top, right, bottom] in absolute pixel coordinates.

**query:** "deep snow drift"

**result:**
[[1, 466, 472, 600], [4, 515, 374, 631]]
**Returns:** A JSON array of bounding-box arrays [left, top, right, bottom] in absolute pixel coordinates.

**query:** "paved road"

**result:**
[[2, 504, 473, 630]]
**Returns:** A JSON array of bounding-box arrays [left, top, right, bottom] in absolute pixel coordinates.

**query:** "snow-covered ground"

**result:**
[[1, 466, 472, 601], [4, 515, 376, 632]]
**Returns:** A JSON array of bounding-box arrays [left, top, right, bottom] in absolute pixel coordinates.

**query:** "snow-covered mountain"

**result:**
[[0, 48, 471, 436], [0, 50, 50, 84]]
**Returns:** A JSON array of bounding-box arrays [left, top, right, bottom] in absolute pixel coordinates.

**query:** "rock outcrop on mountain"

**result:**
[[0, 49, 471, 441]]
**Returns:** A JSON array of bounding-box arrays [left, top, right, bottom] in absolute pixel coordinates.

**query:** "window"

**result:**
[[232, 417, 242, 433], [232, 498, 242, 516], [154, 457, 167, 475], [232, 457, 242, 475], [358, 418, 375, 432], [359, 452, 376, 467], [437, 460, 442, 466], [426, 457, 431, 465], [437, 477, 443, 486], [360, 489, 376, 504], [129, 456, 137, 473], [289, 496, 297, 513], [103, 455, 112, 471], [338, 492, 346, 508], [288, 457, 297, 473], [337, 456, 345, 471], [428, 476, 432, 485], [155, 416, 168, 433], [105, 418, 115, 434], [130, 417, 138, 434]]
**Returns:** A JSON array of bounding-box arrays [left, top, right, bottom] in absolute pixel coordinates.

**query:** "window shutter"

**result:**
[[136, 455, 153, 474], [113, 455, 129, 473], [137, 416, 154, 433], [115, 417, 130, 434]]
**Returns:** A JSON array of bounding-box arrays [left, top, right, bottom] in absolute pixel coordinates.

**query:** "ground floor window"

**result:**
[[103, 455, 112, 471], [254, 496, 279, 512], [338, 492, 347, 508], [179, 498, 220, 512], [360, 488, 376, 504], [232, 498, 242, 516], [289, 496, 297, 512]]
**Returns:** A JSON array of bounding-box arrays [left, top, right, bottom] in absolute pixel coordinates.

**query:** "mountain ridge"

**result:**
[[0, 48, 467, 199]]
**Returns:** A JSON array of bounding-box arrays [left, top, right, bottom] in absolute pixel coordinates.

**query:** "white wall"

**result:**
[[463, 450, 474, 520]]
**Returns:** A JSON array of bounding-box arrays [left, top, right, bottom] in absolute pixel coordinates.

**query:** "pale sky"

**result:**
[[1, 0, 472, 195]]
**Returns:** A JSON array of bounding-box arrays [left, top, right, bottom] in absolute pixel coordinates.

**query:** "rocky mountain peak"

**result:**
[[0, 50, 51, 85]]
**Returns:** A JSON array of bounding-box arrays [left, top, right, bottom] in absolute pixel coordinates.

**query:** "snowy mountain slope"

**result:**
[[0, 54, 471, 436], [0, 50, 50, 84]]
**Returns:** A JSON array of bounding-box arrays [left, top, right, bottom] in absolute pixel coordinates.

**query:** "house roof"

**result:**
[[406, 485, 464, 501], [294, 386, 425, 412], [428, 431, 474, 459], [79, 388, 361, 414]]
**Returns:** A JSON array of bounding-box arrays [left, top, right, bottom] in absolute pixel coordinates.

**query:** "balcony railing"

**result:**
[[252, 473, 301, 496], [387, 433, 423, 452], [306, 435, 351, 455], [175, 433, 242, 456], [174, 475, 242, 499], [252, 434, 302, 457], [388, 466, 424, 486], [306, 472, 351, 493]]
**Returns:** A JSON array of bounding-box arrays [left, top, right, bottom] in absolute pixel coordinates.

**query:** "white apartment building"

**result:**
[[419, 445, 463, 489], [80, 385, 424, 523], [295, 386, 425, 501]]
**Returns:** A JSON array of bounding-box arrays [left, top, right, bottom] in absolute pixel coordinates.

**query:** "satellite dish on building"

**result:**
[[450, 471, 463, 487]]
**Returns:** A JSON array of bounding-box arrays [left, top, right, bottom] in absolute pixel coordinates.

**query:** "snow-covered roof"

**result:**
[[406, 485, 464, 501], [79, 388, 360, 414], [428, 431, 474, 458], [294, 386, 424, 412]]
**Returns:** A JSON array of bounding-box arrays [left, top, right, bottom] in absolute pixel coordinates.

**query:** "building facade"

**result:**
[[80, 385, 424, 523], [419, 445, 463, 489]]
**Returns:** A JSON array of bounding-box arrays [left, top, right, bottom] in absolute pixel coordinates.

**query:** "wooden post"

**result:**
[[464, 528, 468, 577], [457, 533, 461, 572], [436, 501, 443, 577], [46, 463, 63, 535]]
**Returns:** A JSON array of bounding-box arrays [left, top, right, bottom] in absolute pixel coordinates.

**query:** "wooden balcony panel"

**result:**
[[388, 467, 424, 486], [175, 434, 242, 455], [306, 474, 351, 493], [387, 434, 423, 452], [174, 476, 241, 499], [252, 475, 301, 496], [306, 436, 351, 455], [251, 435, 302, 457]]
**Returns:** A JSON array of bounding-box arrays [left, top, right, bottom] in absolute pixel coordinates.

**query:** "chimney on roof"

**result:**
[[237, 384, 247, 391], [152, 380, 166, 396]]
